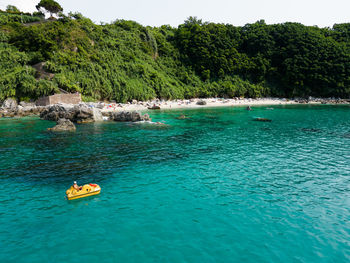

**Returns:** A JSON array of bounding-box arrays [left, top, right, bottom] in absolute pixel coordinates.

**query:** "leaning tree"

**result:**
[[36, 0, 63, 18]]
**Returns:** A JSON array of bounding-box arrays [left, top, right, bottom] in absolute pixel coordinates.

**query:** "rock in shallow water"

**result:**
[[40, 104, 103, 123], [0, 104, 45, 118], [48, 118, 76, 132], [176, 114, 190, 119], [253, 117, 272, 122], [113, 111, 151, 122], [148, 104, 161, 110]]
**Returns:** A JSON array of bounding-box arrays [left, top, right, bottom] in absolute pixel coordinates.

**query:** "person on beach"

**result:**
[[73, 181, 82, 191]]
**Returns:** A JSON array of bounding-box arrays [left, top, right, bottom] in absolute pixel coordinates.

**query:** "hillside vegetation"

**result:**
[[1, 8, 350, 102]]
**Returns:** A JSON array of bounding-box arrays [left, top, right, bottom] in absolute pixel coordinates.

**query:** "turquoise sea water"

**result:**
[[0, 105, 349, 262]]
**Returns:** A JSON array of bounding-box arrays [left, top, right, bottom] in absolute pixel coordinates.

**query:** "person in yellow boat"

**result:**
[[73, 181, 82, 191]]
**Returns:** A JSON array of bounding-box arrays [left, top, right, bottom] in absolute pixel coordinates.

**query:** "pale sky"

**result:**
[[0, 0, 349, 28]]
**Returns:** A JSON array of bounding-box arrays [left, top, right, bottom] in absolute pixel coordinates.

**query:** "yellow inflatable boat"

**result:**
[[66, 183, 101, 200]]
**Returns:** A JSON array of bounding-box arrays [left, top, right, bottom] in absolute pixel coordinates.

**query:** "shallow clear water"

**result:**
[[0, 105, 350, 262]]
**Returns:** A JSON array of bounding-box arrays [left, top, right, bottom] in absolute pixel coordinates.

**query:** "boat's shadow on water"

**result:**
[[65, 194, 102, 206]]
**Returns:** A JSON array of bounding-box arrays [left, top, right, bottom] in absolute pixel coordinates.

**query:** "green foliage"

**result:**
[[0, 43, 57, 100], [0, 9, 350, 102], [32, 11, 45, 19], [6, 5, 20, 13], [0, 13, 41, 24], [36, 0, 63, 17], [176, 19, 350, 98]]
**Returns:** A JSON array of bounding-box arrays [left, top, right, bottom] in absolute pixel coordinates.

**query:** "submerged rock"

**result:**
[[301, 128, 321, 133], [154, 122, 166, 125], [176, 114, 190, 120], [48, 118, 76, 132], [129, 121, 170, 130], [253, 118, 272, 122], [343, 132, 350, 138], [113, 111, 151, 122]]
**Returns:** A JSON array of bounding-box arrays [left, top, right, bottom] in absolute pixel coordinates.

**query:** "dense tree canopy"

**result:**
[[0, 7, 350, 102], [175, 18, 350, 98]]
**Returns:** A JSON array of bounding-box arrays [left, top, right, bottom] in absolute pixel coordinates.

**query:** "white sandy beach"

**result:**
[[99, 97, 326, 113]]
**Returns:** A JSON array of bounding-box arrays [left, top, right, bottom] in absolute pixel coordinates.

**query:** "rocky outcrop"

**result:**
[[92, 108, 103, 121], [40, 105, 71, 121], [2, 98, 18, 110], [112, 111, 151, 122], [196, 100, 207, 105], [20, 101, 36, 108], [295, 99, 308, 104], [74, 106, 96, 123], [148, 104, 161, 110], [48, 118, 76, 132], [0, 99, 45, 118], [32, 62, 55, 80], [40, 104, 103, 123], [44, 107, 150, 123], [294, 97, 350, 104]]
